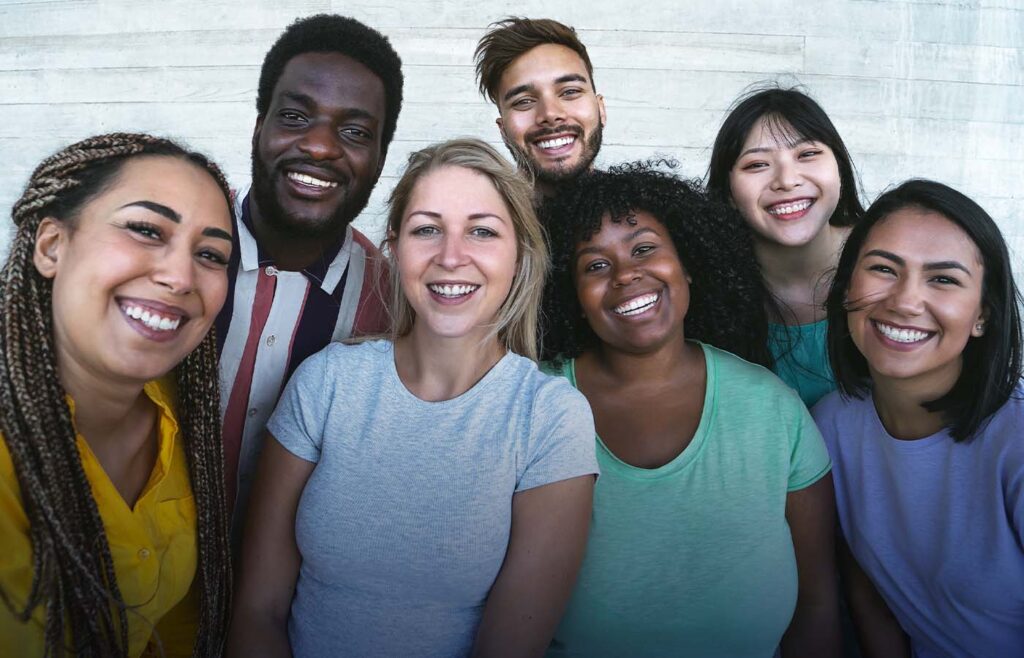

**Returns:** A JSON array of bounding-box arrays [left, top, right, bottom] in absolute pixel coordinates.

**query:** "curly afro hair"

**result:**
[[257, 14, 404, 151], [540, 161, 773, 367]]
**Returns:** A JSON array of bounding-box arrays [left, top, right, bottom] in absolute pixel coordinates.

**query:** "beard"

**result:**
[[249, 152, 373, 241], [502, 122, 604, 186]]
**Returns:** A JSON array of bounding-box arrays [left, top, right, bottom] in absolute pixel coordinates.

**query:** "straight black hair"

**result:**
[[707, 86, 864, 228], [826, 179, 1023, 441]]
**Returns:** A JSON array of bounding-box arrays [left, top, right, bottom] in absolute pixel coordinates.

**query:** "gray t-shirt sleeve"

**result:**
[[266, 348, 331, 464], [517, 378, 599, 492]]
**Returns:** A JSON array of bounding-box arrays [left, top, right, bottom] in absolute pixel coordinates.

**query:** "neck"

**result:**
[[393, 325, 507, 402], [870, 364, 960, 439], [57, 357, 149, 445], [756, 224, 848, 290], [583, 333, 700, 388], [249, 195, 347, 271]]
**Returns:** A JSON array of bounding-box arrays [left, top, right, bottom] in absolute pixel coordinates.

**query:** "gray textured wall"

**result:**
[[2, 0, 1022, 279]]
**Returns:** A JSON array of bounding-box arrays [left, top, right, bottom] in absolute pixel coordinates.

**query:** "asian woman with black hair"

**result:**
[[708, 87, 864, 407], [814, 179, 1024, 656]]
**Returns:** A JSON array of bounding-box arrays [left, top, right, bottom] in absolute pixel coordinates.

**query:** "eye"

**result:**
[[341, 126, 372, 142], [867, 263, 896, 276], [583, 259, 608, 274], [470, 226, 498, 238], [560, 87, 583, 99], [930, 274, 962, 286], [197, 248, 229, 267], [511, 97, 535, 109], [798, 148, 823, 159], [125, 221, 162, 241], [411, 225, 440, 237], [279, 110, 307, 125], [739, 160, 768, 171], [633, 244, 656, 257]]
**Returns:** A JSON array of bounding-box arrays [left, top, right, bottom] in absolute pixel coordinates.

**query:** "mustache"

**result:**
[[524, 124, 583, 143], [275, 158, 348, 185]]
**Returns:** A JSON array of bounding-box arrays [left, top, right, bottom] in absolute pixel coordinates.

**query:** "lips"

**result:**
[[766, 198, 814, 220], [612, 291, 661, 316], [278, 161, 346, 199], [528, 126, 582, 157], [117, 297, 190, 341], [872, 320, 934, 345]]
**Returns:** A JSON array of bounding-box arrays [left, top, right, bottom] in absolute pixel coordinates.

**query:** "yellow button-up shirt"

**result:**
[[0, 379, 199, 657]]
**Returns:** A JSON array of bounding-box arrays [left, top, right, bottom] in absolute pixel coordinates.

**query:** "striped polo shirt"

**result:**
[[216, 187, 389, 539]]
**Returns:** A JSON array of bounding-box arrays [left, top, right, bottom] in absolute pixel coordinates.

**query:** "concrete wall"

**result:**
[[2, 0, 1022, 278]]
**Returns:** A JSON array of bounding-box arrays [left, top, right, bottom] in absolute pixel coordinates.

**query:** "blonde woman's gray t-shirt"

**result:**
[[266, 339, 599, 658]]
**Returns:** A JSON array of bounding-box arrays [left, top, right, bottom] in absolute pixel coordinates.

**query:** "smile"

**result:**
[[286, 171, 338, 189], [873, 320, 933, 344], [614, 292, 660, 316], [535, 136, 576, 151], [767, 199, 813, 218], [120, 303, 184, 332], [428, 283, 480, 298]]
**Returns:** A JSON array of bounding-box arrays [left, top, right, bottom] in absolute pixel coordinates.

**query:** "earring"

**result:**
[[975, 322, 985, 336]]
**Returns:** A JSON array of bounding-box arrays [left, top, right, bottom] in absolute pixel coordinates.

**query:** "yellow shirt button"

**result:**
[[138, 548, 151, 560]]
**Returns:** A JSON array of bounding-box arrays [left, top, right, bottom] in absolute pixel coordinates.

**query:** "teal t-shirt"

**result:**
[[768, 320, 835, 408], [543, 343, 831, 658]]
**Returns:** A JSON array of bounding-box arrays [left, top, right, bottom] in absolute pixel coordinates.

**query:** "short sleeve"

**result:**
[[517, 380, 599, 492], [786, 398, 832, 492], [266, 349, 331, 463]]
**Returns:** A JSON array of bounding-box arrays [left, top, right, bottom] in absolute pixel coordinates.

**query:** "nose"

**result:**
[[536, 94, 567, 126], [769, 158, 801, 191], [152, 244, 196, 295], [297, 121, 343, 161], [887, 274, 925, 317], [435, 233, 469, 270], [612, 261, 642, 288]]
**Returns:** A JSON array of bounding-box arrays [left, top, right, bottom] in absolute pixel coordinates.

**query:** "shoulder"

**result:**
[[293, 339, 392, 384], [972, 382, 1024, 458], [706, 343, 805, 411], [498, 354, 590, 421], [350, 226, 383, 258]]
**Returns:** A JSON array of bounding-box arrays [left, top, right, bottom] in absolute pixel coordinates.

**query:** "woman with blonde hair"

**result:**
[[229, 138, 598, 658], [0, 133, 234, 657]]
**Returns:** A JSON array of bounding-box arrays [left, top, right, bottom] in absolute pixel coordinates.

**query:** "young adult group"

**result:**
[[0, 12, 1020, 658]]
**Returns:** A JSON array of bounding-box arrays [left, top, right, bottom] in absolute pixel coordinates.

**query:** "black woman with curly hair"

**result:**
[[0, 133, 233, 657], [540, 163, 841, 657]]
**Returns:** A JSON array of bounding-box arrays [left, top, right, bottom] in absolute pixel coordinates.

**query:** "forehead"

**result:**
[[272, 51, 386, 117], [498, 43, 591, 94], [863, 207, 982, 265], [407, 166, 508, 214], [83, 156, 230, 227], [578, 209, 666, 248], [741, 114, 814, 150]]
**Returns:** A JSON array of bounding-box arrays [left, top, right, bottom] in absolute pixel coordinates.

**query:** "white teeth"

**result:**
[[768, 200, 812, 216], [614, 292, 660, 316], [428, 283, 479, 298], [287, 171, 338, 189], [875, 322, 930, 343], [120, 305, 182, 332], [537, 136, 575, 150]]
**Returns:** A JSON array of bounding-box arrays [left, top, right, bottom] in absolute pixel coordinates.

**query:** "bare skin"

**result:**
[[757, 223, 850, 325]]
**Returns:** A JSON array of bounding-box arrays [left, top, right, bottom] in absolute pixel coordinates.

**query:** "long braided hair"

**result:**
[[0, 133, 232, 657]]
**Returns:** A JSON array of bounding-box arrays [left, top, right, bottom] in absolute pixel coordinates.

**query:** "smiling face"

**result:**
[[728, 116, 841, 249], [395, 165, 519, 344], [495, 44, 606, 186], [34, 155, 233, 386], [847, 207, 986, 393], [251, 51, 387, 240], [574, 210, 690, 355]]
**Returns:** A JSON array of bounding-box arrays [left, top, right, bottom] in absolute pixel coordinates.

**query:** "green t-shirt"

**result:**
[[543, 343, 831, 658], [768, 320, 835, 408]]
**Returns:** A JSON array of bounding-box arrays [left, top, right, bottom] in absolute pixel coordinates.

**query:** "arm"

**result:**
[[226, 435, 315, 658], [838, 537, 910, 658], [471, 475, 595, 658], [780, 474, 841, 657]]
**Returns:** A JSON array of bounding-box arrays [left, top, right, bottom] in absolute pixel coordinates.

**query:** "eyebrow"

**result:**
[[406, 211, 507, 224], [864, 249, 973, 275], [281, 92, 378, 124], [738, 138, 813, 159], [575, 227, 660, 259], [502, 74, 590, 103], [120, 200, 232, 242]]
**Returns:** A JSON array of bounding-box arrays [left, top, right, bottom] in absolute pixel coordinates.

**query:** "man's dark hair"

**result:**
[[540, 161, 774, 368], [826, 179, 1023, 441], [257, 14, 404, 150], [475, 17, 595, 105]]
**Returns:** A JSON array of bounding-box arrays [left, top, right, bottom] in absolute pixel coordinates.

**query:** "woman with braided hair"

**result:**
[[0, 133, 233, 657]]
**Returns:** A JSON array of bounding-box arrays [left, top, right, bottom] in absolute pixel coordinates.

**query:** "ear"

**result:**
[[597, 94, 607, 127], [33, 217, 66, 279], [374, 150, 388, 181], [251, 115, 264, 152], [972, 306, 990, 337]]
